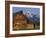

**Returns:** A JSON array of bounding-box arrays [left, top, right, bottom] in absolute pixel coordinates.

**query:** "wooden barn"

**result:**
[[13, 11, 34, 30]]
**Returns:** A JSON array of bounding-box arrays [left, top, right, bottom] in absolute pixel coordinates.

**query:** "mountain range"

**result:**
[[13, 11, 40, 24]]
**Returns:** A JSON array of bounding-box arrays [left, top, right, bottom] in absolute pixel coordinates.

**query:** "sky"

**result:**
[[12, 7, 40, 15]]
